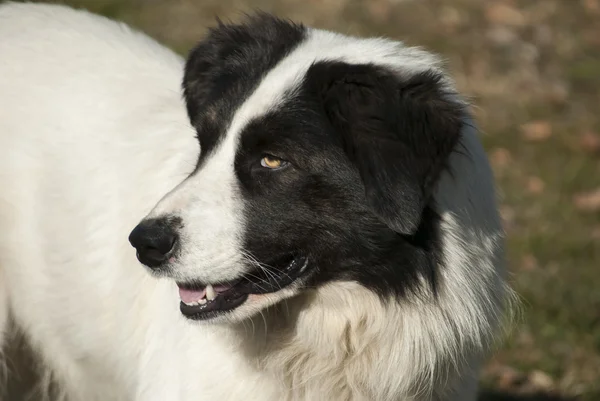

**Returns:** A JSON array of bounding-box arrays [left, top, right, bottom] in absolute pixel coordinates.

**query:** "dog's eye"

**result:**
[[260, 155, 287, 170]]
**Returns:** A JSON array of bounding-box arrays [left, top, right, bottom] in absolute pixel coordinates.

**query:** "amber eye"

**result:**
[[260, 155, 286, 169]]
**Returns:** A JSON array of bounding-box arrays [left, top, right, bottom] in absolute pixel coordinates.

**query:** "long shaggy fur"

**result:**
[[0, 3, 511, 401]]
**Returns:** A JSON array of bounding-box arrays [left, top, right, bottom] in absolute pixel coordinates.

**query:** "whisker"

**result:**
[[259, 310, 268, 339], [240, 251, 283, 290], [240, 250, 295, 288], [240, 271, 271, 293]]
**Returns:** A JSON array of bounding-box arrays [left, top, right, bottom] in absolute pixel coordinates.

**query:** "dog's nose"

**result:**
[[128, 219, 177, 268]]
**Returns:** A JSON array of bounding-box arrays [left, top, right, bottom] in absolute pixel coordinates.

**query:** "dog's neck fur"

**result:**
[[232, 282, 462, 401]]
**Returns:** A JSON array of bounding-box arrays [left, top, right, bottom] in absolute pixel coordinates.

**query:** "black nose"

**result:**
[[128, 219, 178, 268]]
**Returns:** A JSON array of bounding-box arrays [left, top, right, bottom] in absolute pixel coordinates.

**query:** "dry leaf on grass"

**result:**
[[489, 365, 527, 389], [521, 121, 552, 141], [527, 176, 545, 194], [367, 0, 392, 22], [485, 3, 526, 27], [579, 131, 600, 154], [582, 0, 600, 14], [439, 6, 463, 30], [529, 370, 555, 390], [486, 364, 558, 394], [573, 188, 600, 211], [490, 147, 512, 169], [521, 254, 539, 271]]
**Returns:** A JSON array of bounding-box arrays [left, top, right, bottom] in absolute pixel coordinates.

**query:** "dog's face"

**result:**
[[128, 14, 465, 323]]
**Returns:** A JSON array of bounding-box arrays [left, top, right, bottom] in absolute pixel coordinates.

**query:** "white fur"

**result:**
[[0, 3, 510, 401]]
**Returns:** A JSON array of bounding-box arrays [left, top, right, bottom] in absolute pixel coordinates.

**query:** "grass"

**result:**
[[8, 0, 600, 399]]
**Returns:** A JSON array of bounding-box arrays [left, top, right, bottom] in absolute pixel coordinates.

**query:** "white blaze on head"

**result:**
[[146, 42, 304, 283]]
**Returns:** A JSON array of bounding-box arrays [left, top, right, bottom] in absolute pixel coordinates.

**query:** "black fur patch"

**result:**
[[182, 14, 306, 165], [232, 60, 464, 299], [306, 62, 465, 234]]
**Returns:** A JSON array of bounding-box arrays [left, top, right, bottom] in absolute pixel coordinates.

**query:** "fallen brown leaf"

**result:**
[[439, 6, 462, 30], [521, 121, 552, 141], [527, 176, 545, 194], [528, 370, 555, 390], [485, 3, 526, 27], [583, 0, 600, 14], [490, 147, 512, 169], [521, 254, 539, 271], [579, 131, 600, 155], [573, 188, 600, 211], [367, 0, 392, 22], [502, 371, 528, 390]]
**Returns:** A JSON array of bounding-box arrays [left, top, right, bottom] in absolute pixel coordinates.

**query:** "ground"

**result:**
[[4, 0, 600, 400]]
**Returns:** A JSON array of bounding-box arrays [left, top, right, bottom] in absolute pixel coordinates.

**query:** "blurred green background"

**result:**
[[5, 0, 600, 400]]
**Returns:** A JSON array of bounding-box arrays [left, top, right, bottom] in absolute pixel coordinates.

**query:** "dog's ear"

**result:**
[[308, 62, 464, 234], [182, 14, 305, 126]]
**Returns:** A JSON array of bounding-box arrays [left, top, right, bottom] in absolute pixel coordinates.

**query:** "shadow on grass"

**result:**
[[479, 390, 575, 401]]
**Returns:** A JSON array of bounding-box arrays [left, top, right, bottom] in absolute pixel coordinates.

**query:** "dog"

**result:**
[[0, 3, 510, 400]]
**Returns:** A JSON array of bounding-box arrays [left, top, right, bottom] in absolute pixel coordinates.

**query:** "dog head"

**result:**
[[129, 14, 465, 323]]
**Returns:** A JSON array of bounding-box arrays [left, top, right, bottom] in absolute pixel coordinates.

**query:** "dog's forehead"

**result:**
[[195, 27, 445, 174]]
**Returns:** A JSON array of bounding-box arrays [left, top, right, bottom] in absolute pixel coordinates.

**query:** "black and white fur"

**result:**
[[0, 3, 510, 401]]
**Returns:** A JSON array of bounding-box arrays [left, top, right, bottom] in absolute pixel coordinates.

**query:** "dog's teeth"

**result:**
[[206, 284, 216, 301], [198, 298, 207, 305]]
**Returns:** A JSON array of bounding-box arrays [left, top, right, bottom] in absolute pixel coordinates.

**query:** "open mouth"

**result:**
[[177, 255, 309, 320]]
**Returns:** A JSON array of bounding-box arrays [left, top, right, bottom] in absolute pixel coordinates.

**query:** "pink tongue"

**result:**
[[178, 287, 206, 303]]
